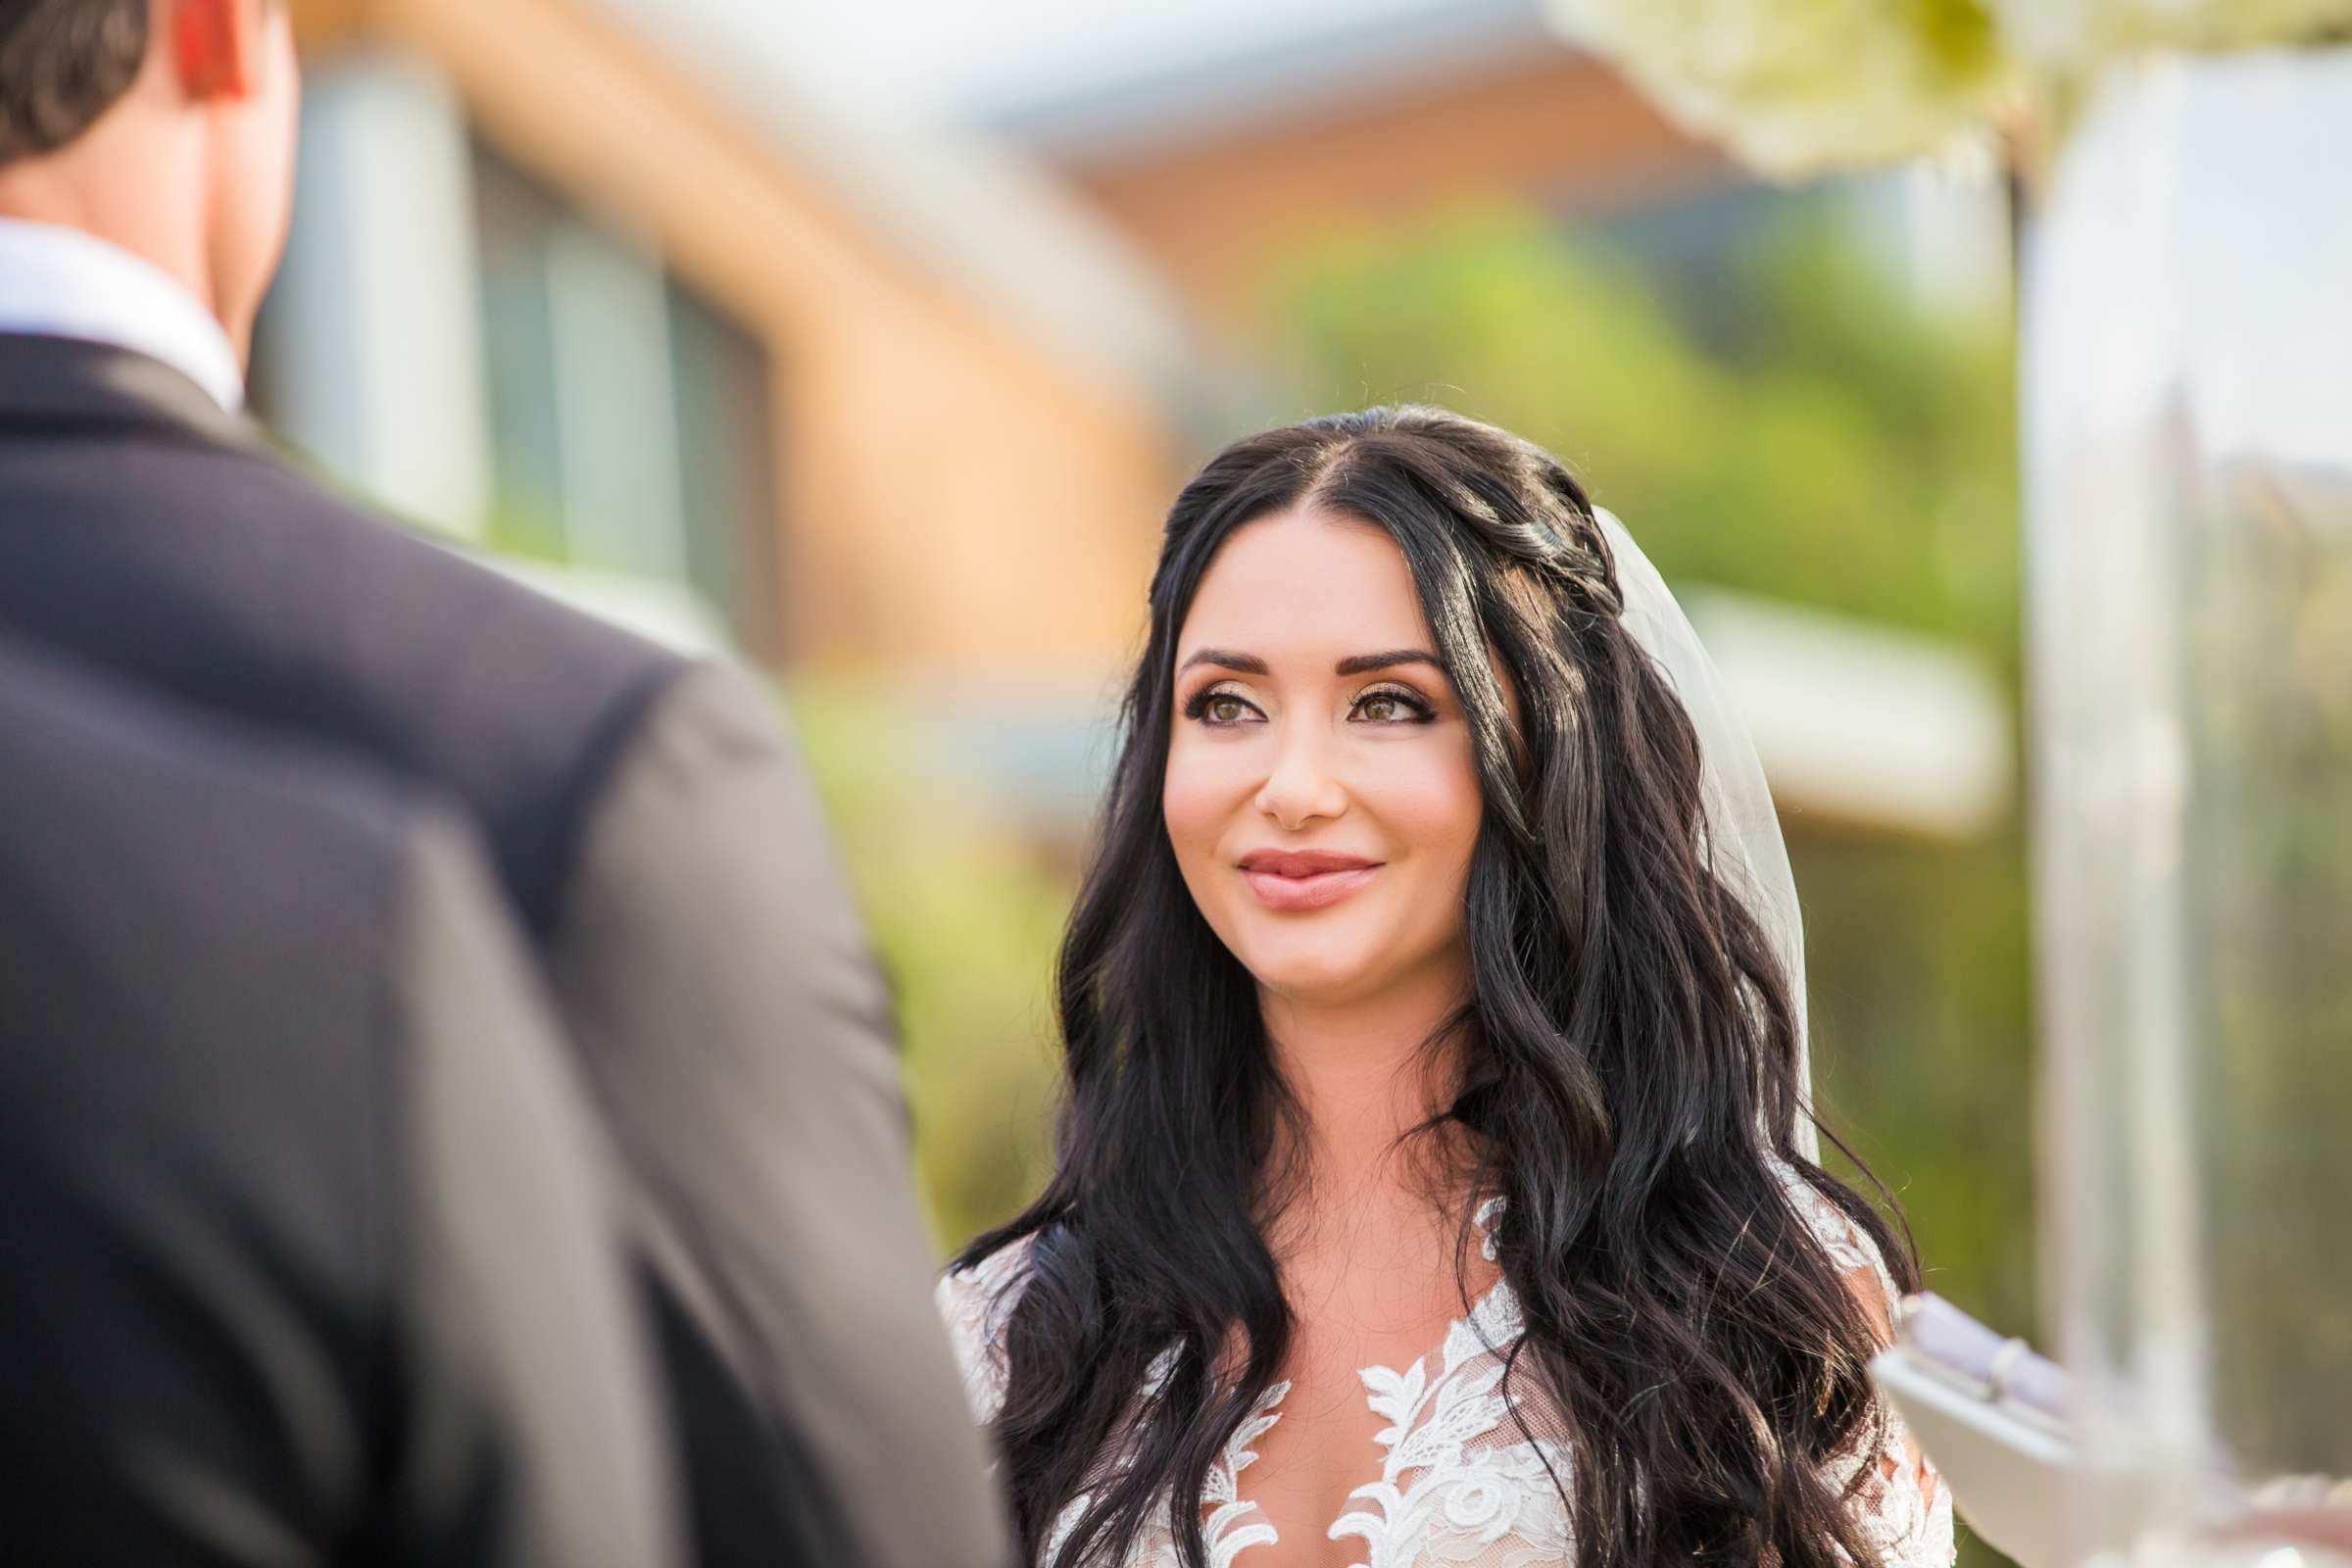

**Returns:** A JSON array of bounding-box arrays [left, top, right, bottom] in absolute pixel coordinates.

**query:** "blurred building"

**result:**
[[263, 0, 2008, 841], [269, 0, 1196, 677], [978, 0, 1728, 333], [954, 0, 2007, 336]]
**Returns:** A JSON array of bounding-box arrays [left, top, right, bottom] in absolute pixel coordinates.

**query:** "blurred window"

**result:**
[[472, 148, 568, 556], [471, 142, 781, 660], [668, 283, 782, 661]]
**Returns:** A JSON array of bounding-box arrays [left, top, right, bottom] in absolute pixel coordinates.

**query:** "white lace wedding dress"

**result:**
[[937, 1167, 1954, 1568]]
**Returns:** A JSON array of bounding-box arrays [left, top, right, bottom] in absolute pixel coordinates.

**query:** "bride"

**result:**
[[939, 407, 1952, 1568]]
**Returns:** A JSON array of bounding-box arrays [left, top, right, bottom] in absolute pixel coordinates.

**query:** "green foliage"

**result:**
[[1919, 0, 2011, 73], [1273, 205, 2019, 661], [783, 677, 1071, 1250], [479, 485, 574, 568], [1795, 829, 2035, 1325]]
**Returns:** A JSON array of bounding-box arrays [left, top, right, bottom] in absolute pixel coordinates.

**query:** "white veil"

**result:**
[[1594, 508, 1818, 1162]]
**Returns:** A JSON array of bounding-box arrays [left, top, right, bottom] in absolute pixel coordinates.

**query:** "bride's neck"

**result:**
[[1259, 965, 1474, 1210]]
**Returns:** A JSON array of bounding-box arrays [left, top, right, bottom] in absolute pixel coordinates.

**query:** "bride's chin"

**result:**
[[1236, 944, 1387, 1008]]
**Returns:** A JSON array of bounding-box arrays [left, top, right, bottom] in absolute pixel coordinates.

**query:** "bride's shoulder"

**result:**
[[1762, 1159, 1956, 1563], [934, 1234, 1039, 1425], [1763, 1154, 1902, 1312], [936, 1233, 1035, 1327]]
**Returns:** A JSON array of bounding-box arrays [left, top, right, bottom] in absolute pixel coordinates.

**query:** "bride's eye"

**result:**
[[1350, 686, 1436, 725], [1183, 687, 1263, 727]]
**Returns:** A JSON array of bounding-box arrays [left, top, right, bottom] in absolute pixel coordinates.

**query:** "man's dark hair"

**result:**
[[0, 0, 152, 165]]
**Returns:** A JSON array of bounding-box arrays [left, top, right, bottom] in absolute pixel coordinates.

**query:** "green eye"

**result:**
[[1353, 688, 1431, 723], [1183, 686, 1261, 726]]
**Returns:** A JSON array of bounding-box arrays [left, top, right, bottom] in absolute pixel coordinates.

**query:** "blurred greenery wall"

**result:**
[[788, 680, 1070, 1250], [795, 195, 2035, 1563]]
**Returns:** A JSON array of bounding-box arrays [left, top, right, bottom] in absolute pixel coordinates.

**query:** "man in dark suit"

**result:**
[[0, 5, 1007, 1566], [0, 638, 684, 1568]]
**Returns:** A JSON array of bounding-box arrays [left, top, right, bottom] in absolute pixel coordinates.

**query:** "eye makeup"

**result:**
[[1348, 684, 1439, 724], [1182, 684, 1265, 726], [1178, 680, 1442, 728]]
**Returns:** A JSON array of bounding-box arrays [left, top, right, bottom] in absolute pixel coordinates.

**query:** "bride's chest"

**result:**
[[1057, 1253, 1574, 1568], [1244, 1311, 1459, 1567]]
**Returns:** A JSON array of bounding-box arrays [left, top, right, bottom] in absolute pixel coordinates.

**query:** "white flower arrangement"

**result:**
[[1552, 0, 2352, 176], [1987, 0, 2352, 67], [1546, 0, 2010, 176]]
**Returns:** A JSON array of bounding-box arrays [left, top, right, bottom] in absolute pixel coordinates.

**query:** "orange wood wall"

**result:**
[[296, 0, 1175, 679], [1056, 50, 1738, 332]]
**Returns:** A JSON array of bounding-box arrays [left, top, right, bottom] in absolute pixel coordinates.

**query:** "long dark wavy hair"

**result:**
[[958, 407, 1918, 1568]]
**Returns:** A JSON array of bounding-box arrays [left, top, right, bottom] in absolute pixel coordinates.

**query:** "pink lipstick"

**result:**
[[1238, 849, 1383, 912]]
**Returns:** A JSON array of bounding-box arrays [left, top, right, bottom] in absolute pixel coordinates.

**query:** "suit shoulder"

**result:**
[[0, 433, 710, 927], [217, 445, 696, 682], [0, 635, 433, 1029], [0, 644, 439, 1290]]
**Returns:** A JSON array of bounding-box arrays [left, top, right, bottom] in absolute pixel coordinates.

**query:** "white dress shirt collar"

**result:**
[[0, 218, 246, 413]]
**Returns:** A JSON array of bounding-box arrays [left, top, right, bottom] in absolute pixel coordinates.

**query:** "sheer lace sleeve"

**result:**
[[1774, 1161, 1958, 1568], [935, 1240, 1033, 1427]]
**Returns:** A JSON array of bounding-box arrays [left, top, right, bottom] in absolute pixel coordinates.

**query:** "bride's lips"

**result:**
[[1238, 849, 1383, 912]]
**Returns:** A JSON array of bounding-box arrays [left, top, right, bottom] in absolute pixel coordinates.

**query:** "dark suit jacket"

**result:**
[[0, 638, 682, 1567], [0, 334, 1008, 1568]]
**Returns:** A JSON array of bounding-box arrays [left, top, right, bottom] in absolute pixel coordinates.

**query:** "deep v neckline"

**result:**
[[1205, 1200, 1522, 1566], [943, 1170, 1955, 1568]]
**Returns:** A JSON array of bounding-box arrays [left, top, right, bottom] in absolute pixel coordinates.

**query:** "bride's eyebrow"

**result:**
[[1335, 651, 1445, 676], [1177, 649, 1269, 676]]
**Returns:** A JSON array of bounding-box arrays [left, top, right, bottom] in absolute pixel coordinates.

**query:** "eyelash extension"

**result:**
[[1182, 686, 1259, 723], [1352, 685, 1438, 723]]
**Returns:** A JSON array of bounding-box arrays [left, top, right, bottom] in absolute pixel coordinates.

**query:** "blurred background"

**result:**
[[263, 2, 2030, 1556]]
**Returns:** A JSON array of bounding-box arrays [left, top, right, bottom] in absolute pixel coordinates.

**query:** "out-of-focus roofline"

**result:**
[[293, 0, 1210, 412], [576, 0, 1205, 410], [973, 0, 1571, 165]]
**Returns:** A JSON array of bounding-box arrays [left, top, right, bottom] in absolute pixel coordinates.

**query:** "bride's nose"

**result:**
[[1252, 719, 1348, 831]]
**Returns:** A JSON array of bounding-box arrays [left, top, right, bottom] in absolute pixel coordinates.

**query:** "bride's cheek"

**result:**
[[1161, 757, 1233, 872], [1370, 748, 1483, 858]]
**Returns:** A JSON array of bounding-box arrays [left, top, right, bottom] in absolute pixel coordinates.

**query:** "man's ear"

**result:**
[[171, 0, 265, 100]]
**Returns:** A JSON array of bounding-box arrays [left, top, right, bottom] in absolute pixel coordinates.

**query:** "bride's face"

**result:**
[[1162, 507, 1487, 1010]]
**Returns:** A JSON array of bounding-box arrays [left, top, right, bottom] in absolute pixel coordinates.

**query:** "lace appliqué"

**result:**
[[1035, 1366, 1294, 1568], [937, 1249, 1289, 1568], [1330, 1282, 1576, 1565], [937, 1243, 1029, 1426], [1326, 1198, 1574, 1568], [1195, 1382, 1289, 1568]]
